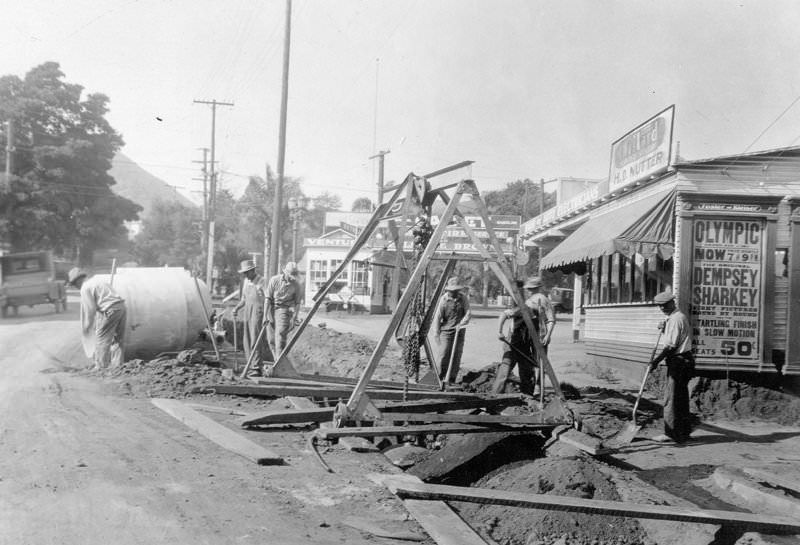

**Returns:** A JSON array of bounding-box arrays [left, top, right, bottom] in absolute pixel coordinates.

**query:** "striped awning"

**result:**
[[540, 190, 675, 271]]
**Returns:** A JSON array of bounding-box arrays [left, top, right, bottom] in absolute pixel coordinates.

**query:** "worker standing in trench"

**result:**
[[492, 277, 555, 395], [650, 290, 695, 444], [68, 267, 127, 370], [265, 261, 302, 355], [432, 277, 471, 386], [232, 260, 268, 374]]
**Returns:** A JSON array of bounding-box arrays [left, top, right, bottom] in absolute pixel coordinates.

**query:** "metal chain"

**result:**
[[402, 214, 433, 385]]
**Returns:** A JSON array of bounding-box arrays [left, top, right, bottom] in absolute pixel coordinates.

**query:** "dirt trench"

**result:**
[[85, 324, 800, 545]]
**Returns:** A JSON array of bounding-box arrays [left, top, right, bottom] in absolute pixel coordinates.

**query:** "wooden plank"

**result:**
[[285, 396, 319, 410], [713, 467, 800, 520], [151, 398, 283, 465], [239, 395, 525, 427], [742, 467, 800, 495], [254, 375, 436, 392], [339, 437, 379, 453], [383, 479, 800, 535], [315, 423, 551, 440], [379, 412, 558, 426], [185, 403, 250, 417], [557, 428, 610, 456], [370, 473, 487, 545], [196, 384, 488, 401]]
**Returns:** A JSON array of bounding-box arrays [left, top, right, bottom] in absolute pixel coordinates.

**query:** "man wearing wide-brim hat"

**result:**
[[432, 277, 471, 385], [67, 267, 127, 370], [266, 261, 304, 356], [649, 290, 695, 443], [232, 259, 268, 371]]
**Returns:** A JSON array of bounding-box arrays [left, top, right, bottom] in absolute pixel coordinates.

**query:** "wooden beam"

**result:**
[[239, 395, 525, 427], [370, 473, 487, 545], [151, 398, 282, 465], [314, 422, 552, 440], [379, 412, 558, 426], [383, 479, 800, 535], [197, 384, 485, 401]]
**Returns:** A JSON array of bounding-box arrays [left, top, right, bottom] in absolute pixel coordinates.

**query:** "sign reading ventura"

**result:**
[[609, 105, 675, 192]]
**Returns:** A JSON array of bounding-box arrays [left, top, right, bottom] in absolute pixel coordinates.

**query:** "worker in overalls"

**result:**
[[232, 260, 268, 370], [433, 277, 471, 385]]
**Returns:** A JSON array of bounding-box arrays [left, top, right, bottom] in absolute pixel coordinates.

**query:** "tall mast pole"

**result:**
[[269, 0, 292, 277]]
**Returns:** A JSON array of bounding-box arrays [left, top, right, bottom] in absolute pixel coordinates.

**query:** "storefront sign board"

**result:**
[[690, 217, 764, 363], [609, 105, 674, 193]]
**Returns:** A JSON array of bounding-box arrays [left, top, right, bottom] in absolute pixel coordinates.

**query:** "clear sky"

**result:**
[[3, 1, 800, 209]]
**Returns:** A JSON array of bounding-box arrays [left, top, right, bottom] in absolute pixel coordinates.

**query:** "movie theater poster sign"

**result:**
[[690, 217, 764, 362]]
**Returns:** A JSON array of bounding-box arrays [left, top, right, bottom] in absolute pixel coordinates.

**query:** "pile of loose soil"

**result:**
[[454, 456, 652, 545], [289, 325, 408, 382], [89, 324, 417, 399], [690, 377, 800, 426]]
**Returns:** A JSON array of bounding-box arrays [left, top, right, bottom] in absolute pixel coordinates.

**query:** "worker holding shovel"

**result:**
[[232, 260, 268, 377], [492, 277, 555, 395], [433, 277, 471, 386], [649, 290, 695, 444]]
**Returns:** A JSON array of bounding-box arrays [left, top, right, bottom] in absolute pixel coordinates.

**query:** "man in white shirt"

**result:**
[[266, 262, 303, 354], [68, 267, 126, 370], [650, 290, 695, 443]]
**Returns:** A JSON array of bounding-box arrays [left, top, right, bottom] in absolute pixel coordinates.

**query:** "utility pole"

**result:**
[[194, 99, 234, 287], [369, 149, 390, 205], [538, 178, 545, 272], [4, 119, 13, 187], [192, 147, 211, 252], [269, 0, 292, 277]]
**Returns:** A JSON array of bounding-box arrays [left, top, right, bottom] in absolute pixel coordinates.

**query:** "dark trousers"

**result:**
[[492, 343, 537, 395], [439, 329, 465, 382], [664, 352, 694, 442]]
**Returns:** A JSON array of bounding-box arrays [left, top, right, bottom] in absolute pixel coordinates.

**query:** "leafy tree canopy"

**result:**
[[0, 62, 141, 264], [351, 196, 374, 212]]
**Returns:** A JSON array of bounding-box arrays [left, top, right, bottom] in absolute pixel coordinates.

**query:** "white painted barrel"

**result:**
[[81, 267, 212, 361]]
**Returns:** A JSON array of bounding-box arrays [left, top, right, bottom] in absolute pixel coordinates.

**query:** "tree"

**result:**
[[483, 178, 554, 220], [0, 62, 141, 264], [312, 191, 342, 211], [132, 200, 201, 269], [351, 197, 374, 212]]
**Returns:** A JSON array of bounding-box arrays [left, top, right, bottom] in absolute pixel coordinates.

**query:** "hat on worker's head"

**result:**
[[654, 290, 675, 305], [523, 276, 543, 289], [67, 267, 88, 286], [283, 261, 300, 276], [444, 277, 463, 291], [238, 259, 256, 273]]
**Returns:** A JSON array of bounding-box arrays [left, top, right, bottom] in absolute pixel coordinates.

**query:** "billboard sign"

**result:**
[[609, 105, 674, 192], [690, 217, 764, 363]]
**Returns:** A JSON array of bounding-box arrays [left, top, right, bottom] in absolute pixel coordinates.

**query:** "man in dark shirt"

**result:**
[[432, 277, 471, 385]]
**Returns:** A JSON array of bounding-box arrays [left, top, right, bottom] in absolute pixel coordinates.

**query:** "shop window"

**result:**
[[309, 260, 329, 286], [330, 259, 348, 280], [775, 248, 788, 277], [352, 260, 369, 295], [586, 253, 673, 305]]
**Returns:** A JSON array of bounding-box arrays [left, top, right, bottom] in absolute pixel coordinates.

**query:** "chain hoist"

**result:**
[[402, 213, 433, 388]]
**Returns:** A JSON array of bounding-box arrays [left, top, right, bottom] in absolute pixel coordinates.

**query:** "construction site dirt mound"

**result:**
[[690, 377, 800, 426], [454, 456, 652, 545], [288, 325, 407, 381]]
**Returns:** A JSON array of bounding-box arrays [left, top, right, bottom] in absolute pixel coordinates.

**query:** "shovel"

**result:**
[[611, 331, 662, 445]]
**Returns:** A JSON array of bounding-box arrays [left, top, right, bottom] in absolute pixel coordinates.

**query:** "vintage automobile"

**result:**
[[549, 287, 574, 314], [0, 251, 68, 317]]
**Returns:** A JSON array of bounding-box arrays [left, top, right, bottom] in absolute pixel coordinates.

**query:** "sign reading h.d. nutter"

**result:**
[[609, 105, 675, 192]]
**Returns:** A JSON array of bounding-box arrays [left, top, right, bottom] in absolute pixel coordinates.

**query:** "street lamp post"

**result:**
[[287, 196, 309, 262]]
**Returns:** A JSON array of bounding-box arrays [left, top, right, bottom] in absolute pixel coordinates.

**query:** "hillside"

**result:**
[[109, 152, 197, 216]]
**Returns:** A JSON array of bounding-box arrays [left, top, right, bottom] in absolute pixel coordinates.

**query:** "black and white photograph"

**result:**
[[2, 2, 800, 544]]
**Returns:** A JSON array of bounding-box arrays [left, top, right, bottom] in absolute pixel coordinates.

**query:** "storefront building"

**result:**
[[522, 105, 800, 375], [302, 211, 520, 314]]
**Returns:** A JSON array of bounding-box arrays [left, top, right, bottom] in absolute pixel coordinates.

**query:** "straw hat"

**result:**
[[238, 260, 256, 273], [444, 277, 463, 291], [523, 276, 542, 289], [67, 267, 88, 286], [283, 261, 300, 276]]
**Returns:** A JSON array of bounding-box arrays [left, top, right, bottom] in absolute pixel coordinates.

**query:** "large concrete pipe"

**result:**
[[81, 267, 212, 361]]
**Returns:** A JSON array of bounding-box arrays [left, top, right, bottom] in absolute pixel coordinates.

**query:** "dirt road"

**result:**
[[0, 303, 421, 545]]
